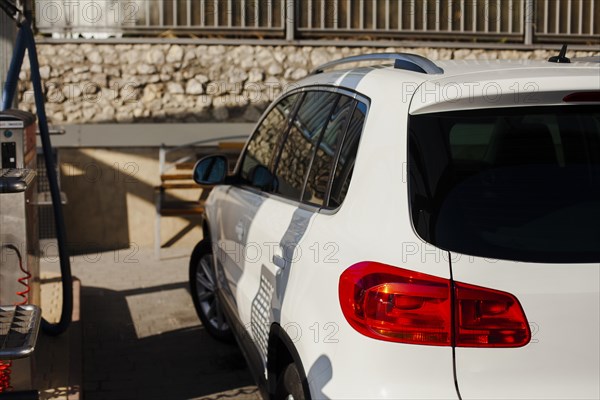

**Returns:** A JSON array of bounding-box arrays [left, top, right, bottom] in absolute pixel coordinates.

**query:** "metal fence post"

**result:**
[[524, 0, 534, 45], [1, 1, 18, 109], [286, 0, 295, 41]]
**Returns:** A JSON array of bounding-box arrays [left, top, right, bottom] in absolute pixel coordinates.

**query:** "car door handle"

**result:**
[[273, 254, 286, 269], [272, 246, 286, 269]]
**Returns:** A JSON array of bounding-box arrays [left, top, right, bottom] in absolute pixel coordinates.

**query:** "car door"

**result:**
[[218, 89, 358, 369], [236, 90, 342, 362], [212, 92, 301, 315]]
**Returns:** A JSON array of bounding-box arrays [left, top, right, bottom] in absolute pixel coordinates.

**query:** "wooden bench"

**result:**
[[154, 141, 244, 258]]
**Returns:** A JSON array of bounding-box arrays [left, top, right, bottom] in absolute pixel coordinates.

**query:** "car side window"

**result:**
[[303, 95, 355, 206], [240, 93, 300, 189], [327, 101, 367, 208], [272, 91, 339, 200]]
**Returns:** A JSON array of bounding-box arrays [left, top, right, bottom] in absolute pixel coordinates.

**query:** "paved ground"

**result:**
[[41, 247, 261, 400]]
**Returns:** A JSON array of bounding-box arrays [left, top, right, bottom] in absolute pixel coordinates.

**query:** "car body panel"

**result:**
[[288, 207, 458, 399], [198, 56, 600, 399], [209, 185, 265, 312], [410, 67, 600, 114], [451, 255, 600, 400]]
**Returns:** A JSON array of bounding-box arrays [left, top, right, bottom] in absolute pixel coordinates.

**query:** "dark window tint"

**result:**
[[240, 94, 299, 189], [303, 95, 355, 206], [449, 123, 495, 161], [408, 105, 600, 263], [328, 101, 367, 208], [273, 91, 338, 200]]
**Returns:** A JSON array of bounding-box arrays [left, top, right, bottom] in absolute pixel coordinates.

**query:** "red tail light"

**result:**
[[339, 262, 531, 348], [339, 262, 451, 346], [454, 282, 531, 347]]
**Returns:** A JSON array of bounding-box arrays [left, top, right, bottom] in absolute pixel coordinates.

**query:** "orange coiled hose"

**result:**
[[15, 248, 31, 306], [0, 244, 31, 392], [0, 361, 12, 392]]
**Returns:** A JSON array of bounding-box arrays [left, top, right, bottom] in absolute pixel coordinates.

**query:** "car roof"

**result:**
[[292, 55, 600, 114], [430, 58, 599, 79], [298, 56, 600, 87]]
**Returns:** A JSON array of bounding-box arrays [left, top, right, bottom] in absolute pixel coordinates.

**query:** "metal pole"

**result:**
[[1, 3, 17, 109], [286, 0, 295, 41], [524, 0, 534, 45]]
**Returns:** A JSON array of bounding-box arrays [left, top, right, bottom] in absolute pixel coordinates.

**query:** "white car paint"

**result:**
[[451, 256, 600, 400], [200, 55, 600, 399]]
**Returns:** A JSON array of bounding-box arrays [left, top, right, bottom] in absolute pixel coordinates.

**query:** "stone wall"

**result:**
[[17, 44, 598, 126]]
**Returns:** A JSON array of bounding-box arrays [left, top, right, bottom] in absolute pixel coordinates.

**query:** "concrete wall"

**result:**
[[58, 147, 205, 254]]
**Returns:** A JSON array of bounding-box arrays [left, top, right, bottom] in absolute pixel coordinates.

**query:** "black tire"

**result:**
[[189, 239, 233, 342], [275, 363, 306, 400]]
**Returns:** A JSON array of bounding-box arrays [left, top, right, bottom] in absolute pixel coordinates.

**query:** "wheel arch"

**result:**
[[268, 323, 312, 400]]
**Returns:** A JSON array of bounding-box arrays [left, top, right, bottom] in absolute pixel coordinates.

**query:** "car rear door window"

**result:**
[[240, 93, 300, 189], [303, 95, 355, 206], [327, 101, 367, 208], [272, 91, 338, 200]]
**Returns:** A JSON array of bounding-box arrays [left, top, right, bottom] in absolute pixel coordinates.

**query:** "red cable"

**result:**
[[0, 244, 31, 392], [0, 361, 12, 393], [2, 244, 30, 306], [14, 246, 31, 306]]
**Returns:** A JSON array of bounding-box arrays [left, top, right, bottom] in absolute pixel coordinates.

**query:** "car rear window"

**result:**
[[408, 105, 600, 263]]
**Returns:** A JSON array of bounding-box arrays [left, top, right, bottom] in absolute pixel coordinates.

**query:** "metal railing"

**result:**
[[298, 0, 526, 39], [35, 0, 287, 37], [34, 0, 599, 45], [535, 0, 598, 42]]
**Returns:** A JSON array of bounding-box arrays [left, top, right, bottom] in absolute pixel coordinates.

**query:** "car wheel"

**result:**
[[189, 239, 233, 342], [276, 363, 306, 400]]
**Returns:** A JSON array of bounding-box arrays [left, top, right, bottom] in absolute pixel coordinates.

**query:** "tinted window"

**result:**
[[408, 105, 600, 263], [240, 94, 299, 189], [449, 123, 494, 161], [303, 95, 355, 206], [328, 101, 367, 208], [273, 91, 338, 200]]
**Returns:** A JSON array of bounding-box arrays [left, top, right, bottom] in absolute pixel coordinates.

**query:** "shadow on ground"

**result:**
[[81, 284, 258, 400]]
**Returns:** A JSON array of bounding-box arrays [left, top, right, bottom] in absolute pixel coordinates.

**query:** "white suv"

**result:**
[[189, 52, 600, 400]]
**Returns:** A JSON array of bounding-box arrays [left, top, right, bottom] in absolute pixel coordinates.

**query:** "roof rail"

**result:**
[[311, 53, 444, 75]]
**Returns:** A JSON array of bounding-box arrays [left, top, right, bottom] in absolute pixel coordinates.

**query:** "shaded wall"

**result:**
[[59, 147, 203, 253]]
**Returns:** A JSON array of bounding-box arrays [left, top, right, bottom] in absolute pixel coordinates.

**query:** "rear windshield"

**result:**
[[408, 105, 600, 263]]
